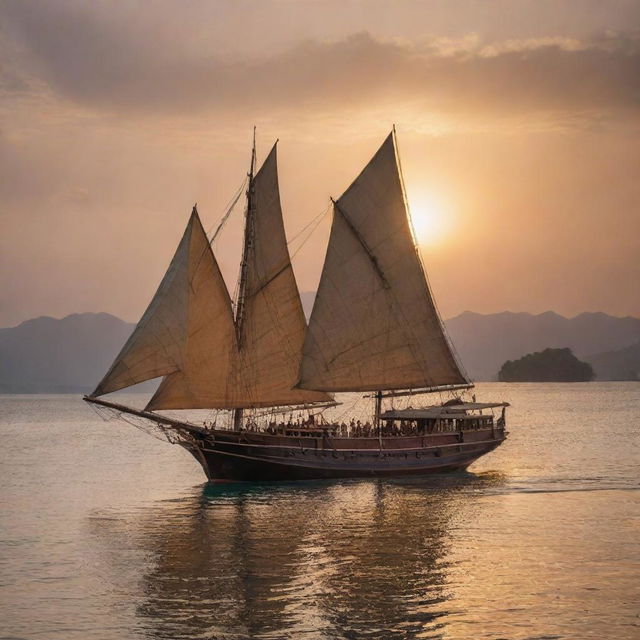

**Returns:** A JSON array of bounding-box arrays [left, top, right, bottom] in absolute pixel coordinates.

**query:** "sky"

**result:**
[[1, 0, 639, 328]]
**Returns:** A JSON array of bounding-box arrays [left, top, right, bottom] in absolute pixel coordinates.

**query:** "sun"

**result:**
[[407, 193, 451, 246]]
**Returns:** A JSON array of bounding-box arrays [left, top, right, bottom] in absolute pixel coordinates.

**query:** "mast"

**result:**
[[233, 127, 257, 430], [375, 390, 383, 448], [374, 391, 382, 428]]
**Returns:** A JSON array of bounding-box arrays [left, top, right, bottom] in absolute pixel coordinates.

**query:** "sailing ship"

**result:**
[[84, 129, 508, 481]]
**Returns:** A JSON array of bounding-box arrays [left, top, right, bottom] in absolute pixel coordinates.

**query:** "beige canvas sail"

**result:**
[[298, 132, 469, 393], [144, 209, 239, 410], [91, 208, 211, 396], [234, 143, 331, 407], [141, 146, 331, 410]]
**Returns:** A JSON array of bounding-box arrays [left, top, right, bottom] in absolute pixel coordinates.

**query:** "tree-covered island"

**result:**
[[498, 347, 594, 382]]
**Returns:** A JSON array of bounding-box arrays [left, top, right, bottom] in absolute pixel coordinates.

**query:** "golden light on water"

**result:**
[[407, 192, 452, 246]]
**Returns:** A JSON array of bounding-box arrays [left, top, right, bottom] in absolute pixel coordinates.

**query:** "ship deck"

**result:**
[[187, 425, 507, 481]]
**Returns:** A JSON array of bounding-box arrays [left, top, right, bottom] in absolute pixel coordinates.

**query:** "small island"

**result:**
[[498, 347, 594, 382]]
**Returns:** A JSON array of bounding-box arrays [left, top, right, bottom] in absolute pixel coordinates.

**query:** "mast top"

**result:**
[[249, 126, 257, 178]]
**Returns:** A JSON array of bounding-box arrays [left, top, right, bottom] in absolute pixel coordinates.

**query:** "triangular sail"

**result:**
[[91, 208, 205, 396], [94, 147, 331, 410], [92, 207, 238, 407], [234, 143, 331, 407], [145, 210, 239, 410], [298, 132, 470, 393]]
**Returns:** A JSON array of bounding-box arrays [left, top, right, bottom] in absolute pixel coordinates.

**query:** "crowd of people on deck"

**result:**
[[259, 417, 427, 437], [204, 412, 498, 436]]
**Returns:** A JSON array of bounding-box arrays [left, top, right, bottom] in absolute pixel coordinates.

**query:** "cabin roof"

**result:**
[[380, 402, 509, 420]]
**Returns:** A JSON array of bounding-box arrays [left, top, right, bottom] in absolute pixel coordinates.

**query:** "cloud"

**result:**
[[1, 3, 639, 326], [1, 1, 639, 123]]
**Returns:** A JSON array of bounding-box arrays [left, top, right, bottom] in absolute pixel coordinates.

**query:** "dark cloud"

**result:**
[[2, 1, 639, 119]]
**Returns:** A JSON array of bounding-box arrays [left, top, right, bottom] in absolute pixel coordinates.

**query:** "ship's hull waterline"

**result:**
[[83, 396, 506, 482], [184, 428, 506, 482]]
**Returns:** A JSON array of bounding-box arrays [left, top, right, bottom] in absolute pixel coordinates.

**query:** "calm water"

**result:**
[[1, 383, 638, 640]]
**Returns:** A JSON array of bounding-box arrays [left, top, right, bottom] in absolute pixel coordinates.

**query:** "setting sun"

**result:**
[[407, 193, 452, 246]]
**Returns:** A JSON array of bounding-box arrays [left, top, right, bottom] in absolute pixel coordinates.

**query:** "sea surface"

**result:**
[[0, 383, 638, 640]]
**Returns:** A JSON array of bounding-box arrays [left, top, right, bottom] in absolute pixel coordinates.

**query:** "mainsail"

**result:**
[[297, 131, 470, 393], [93, 144, 330, 410], [232, 143, 331, 407]]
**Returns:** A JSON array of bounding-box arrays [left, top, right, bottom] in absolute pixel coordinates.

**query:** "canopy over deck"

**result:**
[[381, 402, 509, 421]]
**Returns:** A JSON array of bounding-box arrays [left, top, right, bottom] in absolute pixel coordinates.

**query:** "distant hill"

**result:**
[[498, 348, 594, 382], [445, 311, 640, 381], [0, 313, 138, 393], [587, 342, 640, 381], [1, 305, 639, 392]]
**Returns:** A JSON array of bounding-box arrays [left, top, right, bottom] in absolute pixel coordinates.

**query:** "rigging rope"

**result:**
[[87, 402, 177, 444], [188, 175, 248, 289], [207, 176, 248, 244], [287, 202, 330, 247], [287, 202, 331, 263]]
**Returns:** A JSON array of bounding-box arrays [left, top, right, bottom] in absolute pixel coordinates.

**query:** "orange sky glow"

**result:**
[[1, 0, 639, 327]]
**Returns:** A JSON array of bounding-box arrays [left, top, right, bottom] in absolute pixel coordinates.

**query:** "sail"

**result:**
[[145, 145, 330, 410], [298, 132, 469, 393], [91, 208, 198, 396], [144, 209, 240, 410], [233, 143, 331, 407], [92, 207, 238, 406]]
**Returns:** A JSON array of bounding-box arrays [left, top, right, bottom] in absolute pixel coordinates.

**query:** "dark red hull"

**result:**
[[184, 427, 506, 482]]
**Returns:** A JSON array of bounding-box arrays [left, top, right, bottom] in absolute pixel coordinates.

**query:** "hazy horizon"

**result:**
[[2, 0, 639, 327], [4, 303, 640, 332]]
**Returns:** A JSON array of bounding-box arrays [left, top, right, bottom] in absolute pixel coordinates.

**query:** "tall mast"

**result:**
[[374, 390, 383, 448], [233, 127, 257, 430]]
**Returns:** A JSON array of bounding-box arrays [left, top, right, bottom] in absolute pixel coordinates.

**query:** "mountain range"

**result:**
[[445, 310, 640, 381], [0, 313, 156, 394], [1, 304, 639, 393]]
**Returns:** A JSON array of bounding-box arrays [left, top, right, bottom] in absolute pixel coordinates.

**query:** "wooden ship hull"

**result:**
[[85, 397, 508, 482], [186, 428, 506, 482]]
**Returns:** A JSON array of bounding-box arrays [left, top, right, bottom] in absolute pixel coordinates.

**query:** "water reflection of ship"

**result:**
[[123, 480, 489, 639]]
